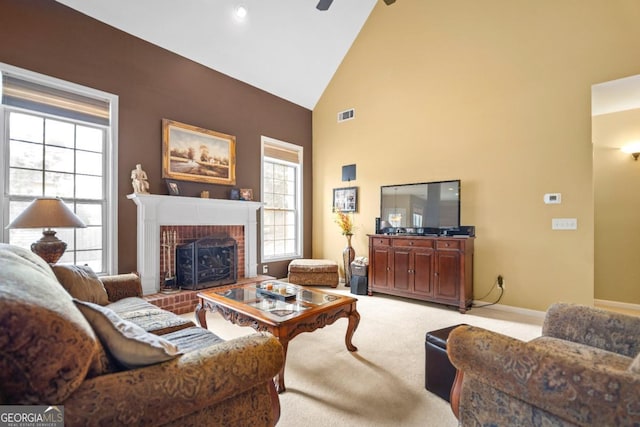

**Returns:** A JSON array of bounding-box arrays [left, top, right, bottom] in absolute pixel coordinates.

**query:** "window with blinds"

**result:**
[[0, 63, 118, 273], [261, 136, 303, 261], [2, 74, 110, 126]]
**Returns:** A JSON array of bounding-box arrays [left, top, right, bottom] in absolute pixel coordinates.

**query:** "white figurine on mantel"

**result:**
[[131, 163, 150, 194]]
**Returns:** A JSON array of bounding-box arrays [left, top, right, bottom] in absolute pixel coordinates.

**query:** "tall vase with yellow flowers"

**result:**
[[334, 209, 354, 236], [334, 209, 355, 286]]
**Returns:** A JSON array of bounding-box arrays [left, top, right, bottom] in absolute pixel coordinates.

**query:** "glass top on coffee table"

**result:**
[[215, 280, 341, 320]]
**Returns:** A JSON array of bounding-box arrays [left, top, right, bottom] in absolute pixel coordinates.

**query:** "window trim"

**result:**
[[260, 135, 303, 262], [0, 62, 119, 274]]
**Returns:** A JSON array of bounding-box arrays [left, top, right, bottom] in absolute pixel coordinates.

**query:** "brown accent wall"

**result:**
[[0, 0, 312, 278]]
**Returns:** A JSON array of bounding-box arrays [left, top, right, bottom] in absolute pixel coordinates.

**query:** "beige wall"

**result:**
[[313, 0, 640, 311], [593, 109, 640, 304]]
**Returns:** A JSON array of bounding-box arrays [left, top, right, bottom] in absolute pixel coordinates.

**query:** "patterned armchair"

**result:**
[[0, 244, 284, 426], [447, 303, 640, 426]]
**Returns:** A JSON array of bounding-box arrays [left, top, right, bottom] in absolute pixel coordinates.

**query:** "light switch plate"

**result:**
[[552, 218, 577, 230]]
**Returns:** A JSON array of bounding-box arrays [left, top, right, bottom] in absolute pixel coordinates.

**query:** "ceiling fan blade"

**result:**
[[316, 0, 333, 11], [383, 0, 396, 5]]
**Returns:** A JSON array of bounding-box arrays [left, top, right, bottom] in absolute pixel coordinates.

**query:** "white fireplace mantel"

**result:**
[[127, 193, 262, 295]]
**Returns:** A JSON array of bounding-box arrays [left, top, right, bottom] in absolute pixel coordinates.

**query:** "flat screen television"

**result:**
[[380, 180, 460, 232]]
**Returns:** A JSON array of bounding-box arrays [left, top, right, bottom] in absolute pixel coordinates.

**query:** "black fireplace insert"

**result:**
[[176, 234, 237, 290]]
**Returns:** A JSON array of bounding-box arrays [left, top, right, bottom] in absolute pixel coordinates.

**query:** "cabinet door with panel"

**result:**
[[434, 249, 460, 302], [369, 237, 391, 294], [391, 248, 411, 292], [412, 248, 434, 296]]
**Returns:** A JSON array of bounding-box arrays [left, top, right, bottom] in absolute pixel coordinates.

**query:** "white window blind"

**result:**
[[262, 137, 303, 261], [2, 74, 110, 126]]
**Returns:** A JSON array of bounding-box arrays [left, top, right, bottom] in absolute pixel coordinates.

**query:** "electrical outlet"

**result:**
[[262, 265, 269, 274], [497, 275, 504, 289]]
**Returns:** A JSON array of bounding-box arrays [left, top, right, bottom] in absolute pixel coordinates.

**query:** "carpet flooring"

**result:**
[[183, 286, 544, 427]]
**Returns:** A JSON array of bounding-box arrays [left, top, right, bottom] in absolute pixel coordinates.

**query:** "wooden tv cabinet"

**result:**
[[367, 234, 474, 313]]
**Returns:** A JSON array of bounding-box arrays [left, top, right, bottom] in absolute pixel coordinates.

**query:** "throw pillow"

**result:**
[[0, 244, 99, 403], [52, 264, 109, 305], [74, 299, 182, 369]]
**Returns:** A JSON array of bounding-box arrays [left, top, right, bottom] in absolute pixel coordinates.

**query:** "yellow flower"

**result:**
[[334, 209, 354, 235]]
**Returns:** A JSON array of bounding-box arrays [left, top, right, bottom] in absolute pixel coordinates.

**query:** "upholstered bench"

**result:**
[[288, 259, 339, 288]]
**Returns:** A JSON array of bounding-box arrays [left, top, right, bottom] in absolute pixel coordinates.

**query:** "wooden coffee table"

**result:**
[[195, 280, 360, 393]]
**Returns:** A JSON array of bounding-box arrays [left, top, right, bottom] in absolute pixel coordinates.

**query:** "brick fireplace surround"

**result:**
[[128, 194, 264, 312], [159, 225, 245, 283]]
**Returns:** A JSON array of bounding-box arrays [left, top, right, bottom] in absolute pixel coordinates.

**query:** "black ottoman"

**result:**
[[425, 324, 465, 402]]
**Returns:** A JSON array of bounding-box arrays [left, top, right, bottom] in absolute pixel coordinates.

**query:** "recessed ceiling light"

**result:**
[[234, 5, 248, 21]]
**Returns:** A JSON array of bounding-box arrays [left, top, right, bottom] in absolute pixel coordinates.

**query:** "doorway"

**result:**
[[592, 74, 640, 308]]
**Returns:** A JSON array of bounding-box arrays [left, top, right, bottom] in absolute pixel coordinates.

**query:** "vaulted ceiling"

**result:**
[[56, 0, 382, 110]]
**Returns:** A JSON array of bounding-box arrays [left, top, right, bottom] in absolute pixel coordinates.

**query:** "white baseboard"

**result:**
[[594, 298, 640, 313], [473, 299, 640, 319], [472, 301, 546, 319]]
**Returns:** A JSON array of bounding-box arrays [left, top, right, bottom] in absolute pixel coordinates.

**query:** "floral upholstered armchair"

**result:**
[[447, 303, 640, 426]]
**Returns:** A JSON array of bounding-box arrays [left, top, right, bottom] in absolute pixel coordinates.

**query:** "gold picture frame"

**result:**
[[162, 119, 236, 185]]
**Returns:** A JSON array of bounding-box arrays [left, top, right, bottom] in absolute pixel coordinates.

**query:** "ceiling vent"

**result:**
[[337, 108, 355, 123]]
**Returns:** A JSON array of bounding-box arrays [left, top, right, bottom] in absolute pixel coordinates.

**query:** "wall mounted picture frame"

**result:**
[[333, 186, 358, 212], [166, 180, 181, 196], [162, 119, 236, 185]]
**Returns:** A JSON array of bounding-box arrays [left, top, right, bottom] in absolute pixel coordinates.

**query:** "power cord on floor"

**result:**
[[472, 277, 504, 308]]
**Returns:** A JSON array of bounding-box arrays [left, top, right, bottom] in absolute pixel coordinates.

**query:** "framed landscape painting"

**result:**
[[162, 119, 236, 185]]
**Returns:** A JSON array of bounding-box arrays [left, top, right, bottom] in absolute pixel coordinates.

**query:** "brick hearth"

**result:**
[[143, 274, 275, 314]]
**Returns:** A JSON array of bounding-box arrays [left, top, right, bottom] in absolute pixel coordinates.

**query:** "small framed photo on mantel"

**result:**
[[240, 188, 253, 201], [166, 180, 181, 196]]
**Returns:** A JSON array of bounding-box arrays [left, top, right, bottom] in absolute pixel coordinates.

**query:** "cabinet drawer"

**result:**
[[372, 237, 390, 247], [392, 239, 434, 248], [436, 240, 461, 250]]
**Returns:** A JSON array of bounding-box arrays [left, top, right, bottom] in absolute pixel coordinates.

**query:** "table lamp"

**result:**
[[6, 197, 86, 264]]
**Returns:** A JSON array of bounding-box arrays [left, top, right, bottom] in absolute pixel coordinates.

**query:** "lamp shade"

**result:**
[[7, 197, 86, 229], [6, 197, 86, 264]]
